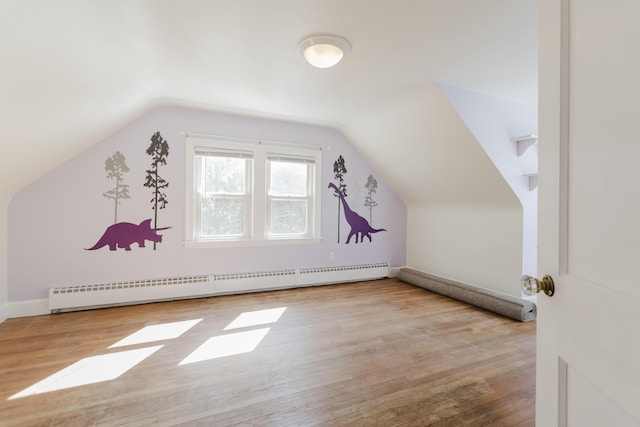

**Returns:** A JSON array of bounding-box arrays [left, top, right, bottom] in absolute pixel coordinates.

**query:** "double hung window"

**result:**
[[196, 148, 251, 239], [185, 137, 322, 247]]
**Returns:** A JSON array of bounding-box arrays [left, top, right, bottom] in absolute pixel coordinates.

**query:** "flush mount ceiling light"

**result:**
[[297, 35, 350, 68]]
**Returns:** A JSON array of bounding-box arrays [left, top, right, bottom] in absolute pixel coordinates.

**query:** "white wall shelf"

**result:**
[[511, 134, 538, 156]]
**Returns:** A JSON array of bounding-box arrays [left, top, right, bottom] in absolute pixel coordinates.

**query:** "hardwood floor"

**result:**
[[0, 279, 536, 426]]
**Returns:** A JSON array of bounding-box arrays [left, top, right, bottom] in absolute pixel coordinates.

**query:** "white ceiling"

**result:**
[[0, 0, 537, 203]]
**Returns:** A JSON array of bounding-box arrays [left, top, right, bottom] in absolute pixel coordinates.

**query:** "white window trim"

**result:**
[[184, 136, 322, 248]]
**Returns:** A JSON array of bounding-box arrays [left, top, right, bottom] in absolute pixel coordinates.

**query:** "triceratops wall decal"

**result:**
[[85, 219, 170, 251]]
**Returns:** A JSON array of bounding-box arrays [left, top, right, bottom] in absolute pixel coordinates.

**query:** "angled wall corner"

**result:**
[[345, 82, 523, 296], [409, 84, 523, 297], [438, 82, 538, 278]]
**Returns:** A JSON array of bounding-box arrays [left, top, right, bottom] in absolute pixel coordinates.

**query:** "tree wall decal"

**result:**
[[332, 155, 348, 243], [102, 151, 130, 224], [364, 174, 378, 224], [143, 131, 169, 250]]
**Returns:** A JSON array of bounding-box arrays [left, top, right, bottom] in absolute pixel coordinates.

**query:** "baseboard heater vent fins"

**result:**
[[214, 270, 296, 281], [49, 262, 389, 313], [299, 263, 390, 285], [51, 275, 210, 294], [49, 275, 214, 314]]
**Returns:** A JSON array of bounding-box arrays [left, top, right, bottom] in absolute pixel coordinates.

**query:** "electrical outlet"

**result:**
[[329, 252, 335, 261]]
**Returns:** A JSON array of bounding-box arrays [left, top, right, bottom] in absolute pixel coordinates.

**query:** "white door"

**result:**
[[537, 0, 640, 425]]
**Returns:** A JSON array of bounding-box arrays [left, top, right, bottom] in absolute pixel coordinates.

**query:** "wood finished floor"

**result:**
[[0, 279, 535, 426]]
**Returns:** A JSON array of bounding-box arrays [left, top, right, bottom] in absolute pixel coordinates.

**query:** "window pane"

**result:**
[[269, 161, 307, 196], [204, 156, 246, 194], [270, 199, 307, 234], [202, 197, 245, 236]]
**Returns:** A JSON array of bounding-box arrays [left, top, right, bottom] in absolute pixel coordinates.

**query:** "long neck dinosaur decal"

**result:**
[[328, 182, 386, 243]]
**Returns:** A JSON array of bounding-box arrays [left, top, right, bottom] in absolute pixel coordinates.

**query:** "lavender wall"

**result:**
[[8, 106, 406, 302]]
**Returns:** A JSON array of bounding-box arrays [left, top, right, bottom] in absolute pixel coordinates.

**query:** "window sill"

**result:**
[[183, 238, 322, 249]]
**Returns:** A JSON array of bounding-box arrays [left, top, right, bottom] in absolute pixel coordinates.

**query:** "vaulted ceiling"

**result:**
[[0, 0, 537, 204]]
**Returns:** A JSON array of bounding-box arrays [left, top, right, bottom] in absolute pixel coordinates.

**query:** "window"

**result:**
[[267, 156, 315, 236], [185, 137, 322, 247], [195, 149, 251, 239]]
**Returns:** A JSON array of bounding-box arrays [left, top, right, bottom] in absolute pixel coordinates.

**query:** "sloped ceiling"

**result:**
[[0, 0, 537, 203]]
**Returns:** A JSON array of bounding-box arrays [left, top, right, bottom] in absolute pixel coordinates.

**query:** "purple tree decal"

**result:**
[[143, 131, 169, 250]]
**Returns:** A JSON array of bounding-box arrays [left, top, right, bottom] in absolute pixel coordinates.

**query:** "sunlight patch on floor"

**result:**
[[179, 328, 270, 365], [224, 307, 287, 330], [8, 308, 288, 399], [9, 346, 163, 400], [109, 319, 202, 348]]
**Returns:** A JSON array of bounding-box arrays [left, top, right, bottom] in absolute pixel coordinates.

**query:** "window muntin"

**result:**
[[185, 138, 321, 246]]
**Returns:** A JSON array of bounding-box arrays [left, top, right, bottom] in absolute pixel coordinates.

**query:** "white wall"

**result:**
[[346, 83, 523, 296], [438, 83, 538, 277], [408, 203, 523, 296]]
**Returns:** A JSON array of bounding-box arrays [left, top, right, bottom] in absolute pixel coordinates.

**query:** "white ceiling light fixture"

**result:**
[[298, 35, 351, 68]]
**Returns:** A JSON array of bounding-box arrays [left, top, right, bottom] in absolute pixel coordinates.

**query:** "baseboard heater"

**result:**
[[49, 262, 390, 313], [397, 267, 536, 322]]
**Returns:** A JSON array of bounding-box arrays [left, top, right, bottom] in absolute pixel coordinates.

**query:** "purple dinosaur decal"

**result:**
[[328, 182, 386, 243], [86, 219, 170, 251]]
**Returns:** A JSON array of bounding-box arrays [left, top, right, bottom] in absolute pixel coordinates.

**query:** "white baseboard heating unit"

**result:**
[[49, 262, 390, 313]]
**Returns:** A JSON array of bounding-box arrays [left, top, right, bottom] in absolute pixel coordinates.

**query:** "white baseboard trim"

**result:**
[[8, 299, 49, 318], [389, 267, 402, 278]]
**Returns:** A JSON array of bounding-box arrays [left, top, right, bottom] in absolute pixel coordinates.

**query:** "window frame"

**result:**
[[266, 155, 316, 238], [185, 136, 322, 248]]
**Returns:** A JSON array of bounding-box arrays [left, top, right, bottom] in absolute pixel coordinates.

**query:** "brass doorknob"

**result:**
[[521, 275, 555, 297]]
